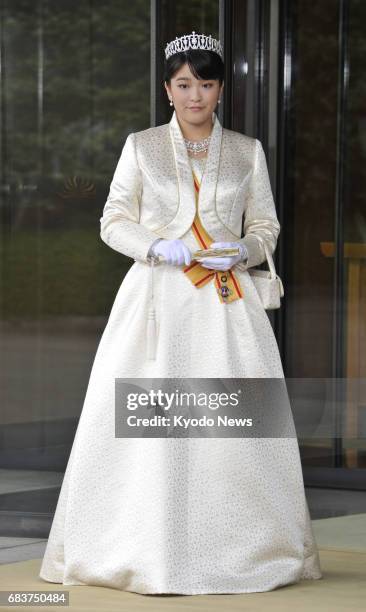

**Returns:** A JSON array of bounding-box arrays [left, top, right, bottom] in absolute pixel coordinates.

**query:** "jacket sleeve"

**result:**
[[238, 138, 281, 269], [99, 133, 162, 263]]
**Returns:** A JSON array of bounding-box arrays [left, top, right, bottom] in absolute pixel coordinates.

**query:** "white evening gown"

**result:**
[[39, 155, 322, 594]]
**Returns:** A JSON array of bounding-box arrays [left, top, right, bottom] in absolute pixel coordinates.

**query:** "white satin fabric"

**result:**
[[99, 110, 279, 270], [39, 117, 323, 595]]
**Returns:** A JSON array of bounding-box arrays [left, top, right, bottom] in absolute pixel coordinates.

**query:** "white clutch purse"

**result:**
[[236, 235, 284, 310]]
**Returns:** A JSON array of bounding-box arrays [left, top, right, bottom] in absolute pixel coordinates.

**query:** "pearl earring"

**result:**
[[169, 99, 173, 106], [218, 99, 221, 104]]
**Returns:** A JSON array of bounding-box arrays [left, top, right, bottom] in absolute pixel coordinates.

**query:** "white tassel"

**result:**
[[147, 257, 157, 360], [147, 304, 157, 360]]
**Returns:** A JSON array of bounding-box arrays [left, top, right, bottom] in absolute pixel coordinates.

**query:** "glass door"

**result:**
[[228, 0, 366, 487], [0, 0, 152, 537], [280, 0, 366, 482]]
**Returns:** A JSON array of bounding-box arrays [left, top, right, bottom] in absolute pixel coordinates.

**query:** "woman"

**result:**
[[39, 31, 322, 594]]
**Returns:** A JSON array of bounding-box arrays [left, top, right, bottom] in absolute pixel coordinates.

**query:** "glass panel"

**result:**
[[286, 0, 366, 475], [0, 0, 150, 536], [161, 0, 219, 34], [285, 0, 339, 468], [342, 0, 366, 469]]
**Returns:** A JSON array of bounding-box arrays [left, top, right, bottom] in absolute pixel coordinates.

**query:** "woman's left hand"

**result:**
[[199, 242, 248, 271]]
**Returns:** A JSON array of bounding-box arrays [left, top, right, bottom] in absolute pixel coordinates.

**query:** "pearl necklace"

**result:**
[[184, 135, 211, 156]]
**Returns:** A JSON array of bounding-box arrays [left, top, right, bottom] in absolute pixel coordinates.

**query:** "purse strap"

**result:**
[[236, 234, 277, 279], [253, 235, 278, 279]]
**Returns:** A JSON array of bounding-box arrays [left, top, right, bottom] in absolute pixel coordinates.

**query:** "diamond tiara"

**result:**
[[165, 30, 223, 60]]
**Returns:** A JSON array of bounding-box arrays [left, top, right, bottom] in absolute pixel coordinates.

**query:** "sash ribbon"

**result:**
[[183, 170, 244, 304]]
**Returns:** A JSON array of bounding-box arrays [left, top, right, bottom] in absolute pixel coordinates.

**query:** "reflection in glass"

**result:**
[[0, 0, 151, 536], [286, 0, 366, 471]]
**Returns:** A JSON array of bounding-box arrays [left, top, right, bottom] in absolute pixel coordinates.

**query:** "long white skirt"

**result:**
[[39, 230, 322, 594]]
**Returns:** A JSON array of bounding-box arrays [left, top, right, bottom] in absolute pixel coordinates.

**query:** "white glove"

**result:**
[[150, 238, 192, 266], [200, 241, 248, 271]]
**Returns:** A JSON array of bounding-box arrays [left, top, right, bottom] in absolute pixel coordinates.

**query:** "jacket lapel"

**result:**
[[167, 109, 223, 239], [193, 111, 222, 232]]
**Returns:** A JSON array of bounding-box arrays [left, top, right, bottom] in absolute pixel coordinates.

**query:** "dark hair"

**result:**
[[164, 49, 224, 85]]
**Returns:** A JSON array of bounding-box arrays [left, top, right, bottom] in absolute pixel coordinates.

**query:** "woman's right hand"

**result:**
[[152, 239, 192, 266]]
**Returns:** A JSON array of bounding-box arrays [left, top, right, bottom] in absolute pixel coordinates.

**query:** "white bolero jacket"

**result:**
[[100, 110, 280, 269]]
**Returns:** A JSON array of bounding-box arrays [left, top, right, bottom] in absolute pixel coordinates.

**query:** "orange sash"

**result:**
[[183, 170, 244, 304]]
